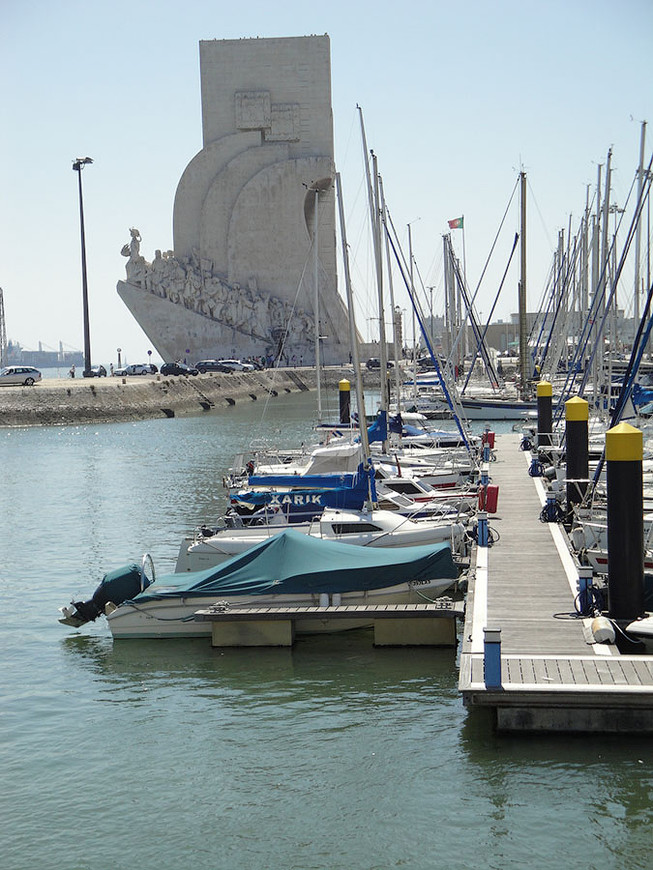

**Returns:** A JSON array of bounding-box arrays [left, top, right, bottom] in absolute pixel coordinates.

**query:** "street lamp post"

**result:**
[[72, 157, 93, 375]]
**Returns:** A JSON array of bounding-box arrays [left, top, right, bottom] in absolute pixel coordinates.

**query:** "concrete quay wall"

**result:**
[[0, 367, 378, 427]]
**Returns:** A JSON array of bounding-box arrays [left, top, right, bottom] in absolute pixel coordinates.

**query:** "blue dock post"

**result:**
[[577, 566, 594, 616], [477, 510, 489, 547], [542, 492, 560, 523], [483, 628, 502, 689]]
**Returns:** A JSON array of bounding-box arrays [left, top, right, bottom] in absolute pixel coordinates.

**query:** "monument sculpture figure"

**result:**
[[116, 35, 351, 364]]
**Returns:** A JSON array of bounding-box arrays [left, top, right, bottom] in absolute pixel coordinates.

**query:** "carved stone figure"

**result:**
[[251, 294, 270, 338], [121, 228, 147, 286], [120, 230, 304, 344], [147, 249, 167, 295]]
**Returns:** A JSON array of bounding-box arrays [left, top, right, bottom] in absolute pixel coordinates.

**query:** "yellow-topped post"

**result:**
[[606, 421, 643, 461], [564, 396, 589, 524], [339, 378, 351, 425], [605, 422, 645, 622], [536, 380, 553, 449]]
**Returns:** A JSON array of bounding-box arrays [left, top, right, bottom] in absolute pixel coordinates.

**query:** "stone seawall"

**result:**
[[0, 367, 379, 427]]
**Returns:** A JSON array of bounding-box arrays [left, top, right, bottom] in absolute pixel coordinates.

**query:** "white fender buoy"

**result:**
[[591, 616, 616, 644]]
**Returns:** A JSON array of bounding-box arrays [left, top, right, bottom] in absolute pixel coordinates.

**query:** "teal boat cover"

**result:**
[[133, 529, 457, 601]]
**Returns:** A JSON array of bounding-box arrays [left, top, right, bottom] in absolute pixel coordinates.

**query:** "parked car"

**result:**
[[144, 363, 158, 374], [195, 359, 232, 373], [113, 363, 150, 376], [365, 358, 394, 370], [82, 365, 107, 378], [217, 359, 255, 372], [160, 362, 199, 376], [0, 365, 42, 386]]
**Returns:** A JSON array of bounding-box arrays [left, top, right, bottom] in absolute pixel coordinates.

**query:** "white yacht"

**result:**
[[176, 508, 467, 572]]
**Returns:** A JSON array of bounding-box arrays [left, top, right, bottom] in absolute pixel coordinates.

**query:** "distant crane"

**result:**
[[0, 287, 7, 367]]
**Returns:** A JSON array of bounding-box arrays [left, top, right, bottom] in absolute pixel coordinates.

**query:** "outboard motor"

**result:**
[[59, 558, 154, 628]]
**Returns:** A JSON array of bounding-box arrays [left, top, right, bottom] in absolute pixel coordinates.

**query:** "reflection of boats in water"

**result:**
[[60, 529, 459, 639], [60, 630, 458, 699]]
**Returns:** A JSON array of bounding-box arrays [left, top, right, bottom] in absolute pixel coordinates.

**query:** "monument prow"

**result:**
[[117, 35, 351, 365]]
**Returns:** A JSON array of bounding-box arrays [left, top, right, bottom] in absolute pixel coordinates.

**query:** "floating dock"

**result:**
[[195, 600, 464, 648], [459, 432, 653, 732]]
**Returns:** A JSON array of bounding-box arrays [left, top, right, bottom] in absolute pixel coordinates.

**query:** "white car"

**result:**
[[217, 359, 255, 372], [113, 363, 150, 376], [0, 366, 42, 386]]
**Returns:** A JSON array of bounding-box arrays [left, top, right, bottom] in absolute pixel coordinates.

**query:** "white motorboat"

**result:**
[[60, 530, 460, 639], [374, 465, 478, 509], [176, 508, 468, 572]]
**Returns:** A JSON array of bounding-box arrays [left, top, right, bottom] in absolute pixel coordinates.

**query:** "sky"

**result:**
[[1, 0, 651, 365]]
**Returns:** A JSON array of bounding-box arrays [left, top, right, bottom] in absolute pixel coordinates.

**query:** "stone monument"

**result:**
[[117, 35, 351, 365]]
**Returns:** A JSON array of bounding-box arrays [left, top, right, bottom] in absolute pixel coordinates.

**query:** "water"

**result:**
[[1, 394, 651, 870]]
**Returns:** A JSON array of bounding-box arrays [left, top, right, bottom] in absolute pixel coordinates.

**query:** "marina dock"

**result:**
[[460, 432, 653, 732]]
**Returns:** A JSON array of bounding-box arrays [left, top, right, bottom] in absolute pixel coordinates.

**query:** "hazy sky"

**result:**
[[2, 0, 651, 364]]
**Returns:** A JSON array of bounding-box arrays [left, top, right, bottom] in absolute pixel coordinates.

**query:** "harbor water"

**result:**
[[1, 390, 651, 870]]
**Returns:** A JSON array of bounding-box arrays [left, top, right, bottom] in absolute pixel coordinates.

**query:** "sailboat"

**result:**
[[458, 171, 538, 420], [172, 170, 472, 572]]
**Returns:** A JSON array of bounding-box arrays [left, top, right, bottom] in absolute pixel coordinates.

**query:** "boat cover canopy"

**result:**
[[133, 529, 457, 601]]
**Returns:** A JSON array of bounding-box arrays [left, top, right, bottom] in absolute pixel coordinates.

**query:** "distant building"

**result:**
[[5, 340, 83, 368]]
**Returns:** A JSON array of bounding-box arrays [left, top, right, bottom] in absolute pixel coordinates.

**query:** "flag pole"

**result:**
[[462, 215, 468, 359]]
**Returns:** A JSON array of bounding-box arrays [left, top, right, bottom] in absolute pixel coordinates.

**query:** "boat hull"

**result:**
[[460, 398, 536, 420], [105, 577, 456, 639]]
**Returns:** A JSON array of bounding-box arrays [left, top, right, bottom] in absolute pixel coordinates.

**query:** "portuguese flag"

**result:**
[[448, 217, 464, 229]]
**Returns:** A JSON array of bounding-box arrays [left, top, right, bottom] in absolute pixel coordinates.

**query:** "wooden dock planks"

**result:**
[[195, 601, 465, 621]]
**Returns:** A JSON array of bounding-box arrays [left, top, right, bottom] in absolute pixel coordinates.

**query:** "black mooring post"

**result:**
[[565, 396, 589, 525], [606, 422, 645, 622], [339, 378, 351, 425], [537, 380, 552, 450]]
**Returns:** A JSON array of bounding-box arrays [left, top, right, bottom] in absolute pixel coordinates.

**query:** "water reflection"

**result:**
[[61, 630, 460, 709], [458, 707, 653, 868]]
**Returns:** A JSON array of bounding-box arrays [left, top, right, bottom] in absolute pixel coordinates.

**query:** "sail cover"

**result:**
[[134, 530, 457, 600]]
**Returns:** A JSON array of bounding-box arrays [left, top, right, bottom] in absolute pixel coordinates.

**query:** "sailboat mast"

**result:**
[[518, 171, 529, 397], [379, 175, 402, 408], [591, 162, 602, 407], [372, 154, 389, 441], [358, 107, 388, 443], [634, 121, 647, 324], [313, 188, 322, 422], [408, 222, 418, 387], [335, 172, 371, 464]]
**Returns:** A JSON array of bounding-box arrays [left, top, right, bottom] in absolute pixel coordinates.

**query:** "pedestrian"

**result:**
[[69, 364, 75, 378], [109, 363, 114, 376]]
